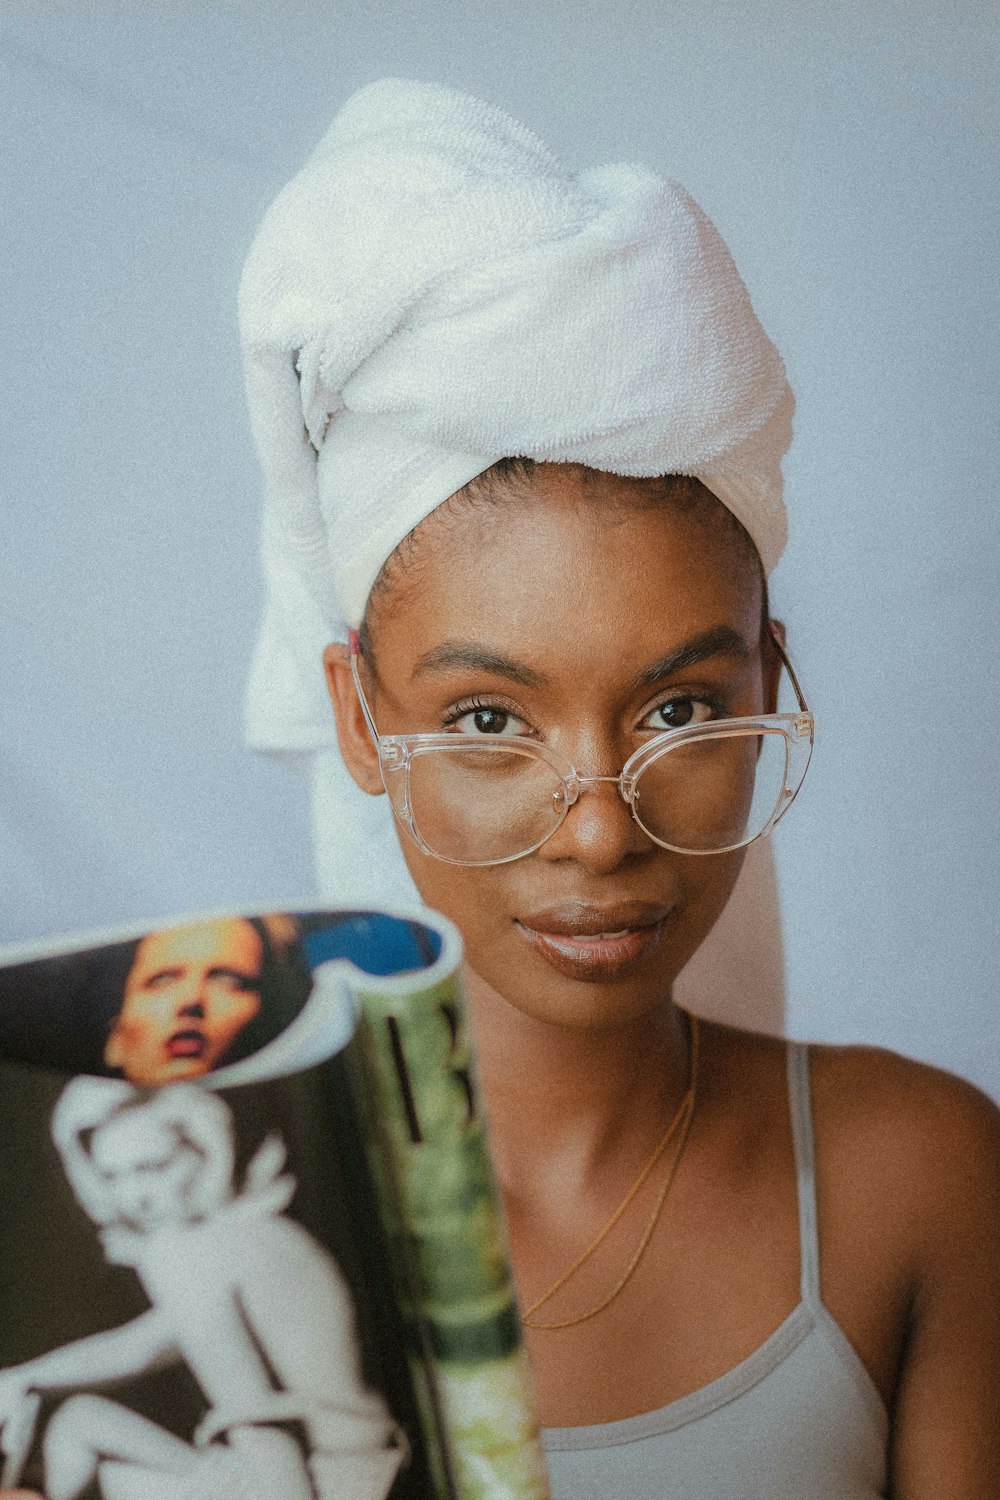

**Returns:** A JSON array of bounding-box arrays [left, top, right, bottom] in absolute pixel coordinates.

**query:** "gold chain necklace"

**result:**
[[522, 1009, 699, 1331]]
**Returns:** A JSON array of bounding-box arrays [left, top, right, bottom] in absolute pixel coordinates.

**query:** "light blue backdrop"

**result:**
[[2, 1, 997, 1094]]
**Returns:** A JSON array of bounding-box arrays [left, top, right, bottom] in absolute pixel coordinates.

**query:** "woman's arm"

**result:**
[[0, 1308, 173, 1403], [888, 1072, 1000, 1497]]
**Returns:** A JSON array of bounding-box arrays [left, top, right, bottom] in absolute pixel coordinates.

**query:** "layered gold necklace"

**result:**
[[522, 1009, 699, 1332]]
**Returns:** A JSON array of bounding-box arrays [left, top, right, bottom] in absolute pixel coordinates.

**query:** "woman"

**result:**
[[236, 79, 1000, 1497], [323, 461, 1000, 1498], [0, 1080, 404, 1500], [10, 77, 994, 1500]]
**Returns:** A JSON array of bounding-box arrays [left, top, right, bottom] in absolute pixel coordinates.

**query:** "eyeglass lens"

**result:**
[[385, 729, 791, 863], [401, 743, 564, 863], [630, 729, 788, 853]]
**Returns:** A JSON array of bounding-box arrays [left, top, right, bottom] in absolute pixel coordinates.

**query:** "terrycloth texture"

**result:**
[[239, 78, 795, 907]]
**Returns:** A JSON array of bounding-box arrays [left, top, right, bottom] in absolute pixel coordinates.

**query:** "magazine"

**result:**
[[0, 907, 552, 1500]]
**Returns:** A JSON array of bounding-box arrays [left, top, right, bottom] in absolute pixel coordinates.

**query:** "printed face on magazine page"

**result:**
[[88, 1103, 210, 1230], [332, 464, 778, 1033], [103, 918, 265, 1086]]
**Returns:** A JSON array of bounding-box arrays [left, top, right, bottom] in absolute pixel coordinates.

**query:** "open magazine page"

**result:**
[[0, 907, 551, 1500]]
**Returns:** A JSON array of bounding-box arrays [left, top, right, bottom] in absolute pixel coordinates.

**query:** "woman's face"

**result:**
[[330, 466, 779, 1033], [105, 919, 264, 1085], [91, 1113, 205, 1229]]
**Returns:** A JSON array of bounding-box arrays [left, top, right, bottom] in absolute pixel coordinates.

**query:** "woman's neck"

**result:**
[[463, 964, 693, 1214]]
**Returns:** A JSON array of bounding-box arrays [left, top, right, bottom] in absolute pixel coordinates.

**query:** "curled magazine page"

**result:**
[[0, 907, 551, 1500], [348, 954, 552, 1500]]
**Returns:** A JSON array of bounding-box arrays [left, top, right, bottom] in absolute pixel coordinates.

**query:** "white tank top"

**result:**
[[541, 1043, 889, 1499]]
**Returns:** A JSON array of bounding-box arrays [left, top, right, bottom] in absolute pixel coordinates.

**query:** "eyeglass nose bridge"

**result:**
[[559, 770, 639, 810]]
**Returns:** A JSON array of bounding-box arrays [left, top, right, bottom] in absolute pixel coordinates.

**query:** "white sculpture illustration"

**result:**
[[0, 1078, 407, 1500]]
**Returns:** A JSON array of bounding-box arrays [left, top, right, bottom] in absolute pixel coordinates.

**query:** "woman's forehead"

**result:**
[[128, 920, 263, 981], [367, 468, 764, 668]]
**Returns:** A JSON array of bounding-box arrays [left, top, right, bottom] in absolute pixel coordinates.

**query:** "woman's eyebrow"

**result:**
[[631, 625, 753, 690], [138, 966, 185, 988], [206, 965, 257, 981], [410, 626, 750, 689], [410, 641, 548, 688]]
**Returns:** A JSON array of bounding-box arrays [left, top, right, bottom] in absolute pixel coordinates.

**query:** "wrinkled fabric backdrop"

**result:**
[[2, 0, 997, 1098]]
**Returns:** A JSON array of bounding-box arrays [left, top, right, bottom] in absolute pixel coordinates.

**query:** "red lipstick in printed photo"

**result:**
[[166, 1030, 207, 1059], [515, 902, 669, 981]]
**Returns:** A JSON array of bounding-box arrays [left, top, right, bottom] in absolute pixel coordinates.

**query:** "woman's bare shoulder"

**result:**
[[807, 1040, 1000, 1143], [811, 1044, 1000, 1489], [708, 1020, 1000, 1208], [807, 1040, 1000, 1236]]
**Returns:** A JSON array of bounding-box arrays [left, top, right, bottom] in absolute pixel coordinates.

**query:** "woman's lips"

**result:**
[[166, 1029, 207, 1059], [515, 902, 669, 981]]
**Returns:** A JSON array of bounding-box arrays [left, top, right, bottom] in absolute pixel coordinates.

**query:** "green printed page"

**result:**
[[351, 959, 551, 1500]]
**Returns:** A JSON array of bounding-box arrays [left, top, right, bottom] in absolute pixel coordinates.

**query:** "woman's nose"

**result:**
[[538, 775, 651, 874], [173, 974, 207, 1018]]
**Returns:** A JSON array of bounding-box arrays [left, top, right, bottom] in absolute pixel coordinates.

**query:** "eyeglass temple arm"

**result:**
[[767, 620, 810, 715], [348, 629, 382, 746]]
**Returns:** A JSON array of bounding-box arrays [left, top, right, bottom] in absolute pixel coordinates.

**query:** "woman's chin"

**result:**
[[463, 944, 678, 1036]]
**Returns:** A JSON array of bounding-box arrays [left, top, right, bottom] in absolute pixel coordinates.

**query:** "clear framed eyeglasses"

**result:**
[[349, 624, 814, 867]]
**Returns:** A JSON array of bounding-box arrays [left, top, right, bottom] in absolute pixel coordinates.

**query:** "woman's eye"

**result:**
[[449, 706, 528, 737], [645, 698, 716, 731]]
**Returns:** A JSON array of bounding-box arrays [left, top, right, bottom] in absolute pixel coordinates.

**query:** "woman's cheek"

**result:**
[[671, 849, 748, 965]]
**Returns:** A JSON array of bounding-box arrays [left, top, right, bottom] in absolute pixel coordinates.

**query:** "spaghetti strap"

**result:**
[[786, 1041, 821, 1308]]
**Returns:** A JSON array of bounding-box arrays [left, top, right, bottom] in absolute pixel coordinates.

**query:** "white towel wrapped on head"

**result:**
[[239, 77, 794, 907]]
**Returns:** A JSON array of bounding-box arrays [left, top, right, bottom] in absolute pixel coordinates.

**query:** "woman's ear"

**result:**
[[322, 642, 385, 795], [104, 1024, 124, 1071]]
